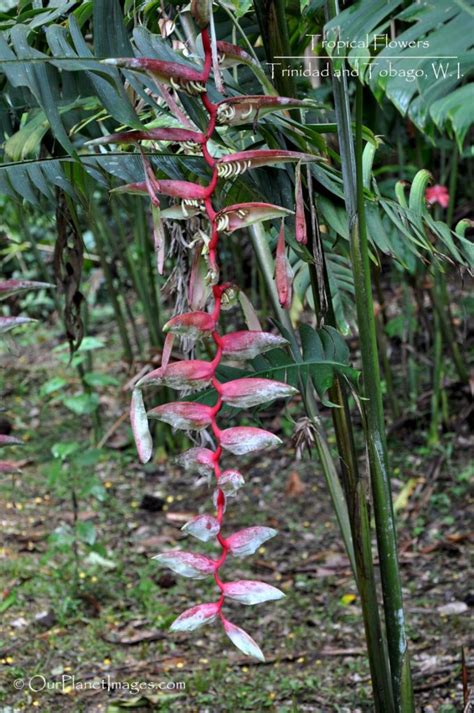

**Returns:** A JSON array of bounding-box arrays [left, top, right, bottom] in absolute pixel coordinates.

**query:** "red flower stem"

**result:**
[[199, 27, 228, 611]]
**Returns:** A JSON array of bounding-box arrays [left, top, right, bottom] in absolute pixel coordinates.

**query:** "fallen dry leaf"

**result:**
[[285, 471, 305, 497]]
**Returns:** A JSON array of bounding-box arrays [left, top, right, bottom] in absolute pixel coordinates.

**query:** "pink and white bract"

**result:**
[[124, 9, 301, 660], [223, 580, 285, 605]]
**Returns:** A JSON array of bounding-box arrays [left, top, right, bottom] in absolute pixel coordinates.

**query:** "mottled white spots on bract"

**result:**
[[175, 447, 215, 477], [153, 551, 215, 579], [220, 427, 282, 455], [220, 377, 297, 408], [182, 514, 220, 542], [222, 619, 265, 662], [130, 389, 153, 464], [223, 580, 285, 605], [226, 527, 278, 557], [170, 602, 220, 632]]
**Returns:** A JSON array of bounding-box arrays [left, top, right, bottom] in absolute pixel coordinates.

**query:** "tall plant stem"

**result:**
[[305, 184, 394, 712], [350, 79, 414, 711], [249, 223, 355, 573], [323, 2, 414, 700]]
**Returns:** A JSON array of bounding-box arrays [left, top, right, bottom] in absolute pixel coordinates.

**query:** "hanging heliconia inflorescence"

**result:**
[[101, 0, 318, 660]]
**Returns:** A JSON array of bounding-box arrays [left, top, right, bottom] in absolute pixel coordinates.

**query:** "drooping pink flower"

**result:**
[[426, 184, 449, 208]]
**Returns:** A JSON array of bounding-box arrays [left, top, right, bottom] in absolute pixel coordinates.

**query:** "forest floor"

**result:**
[[0, 315, 472, 713]]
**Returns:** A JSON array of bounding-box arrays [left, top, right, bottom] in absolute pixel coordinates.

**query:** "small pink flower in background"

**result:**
[[426, 184, 449, 208]]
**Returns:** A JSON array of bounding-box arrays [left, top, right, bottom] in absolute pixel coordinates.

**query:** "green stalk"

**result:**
[[249, 223, 355, 573], [351, 79, 414, 711], [323, 4, 414, 701], [305, 177, 394, 711]]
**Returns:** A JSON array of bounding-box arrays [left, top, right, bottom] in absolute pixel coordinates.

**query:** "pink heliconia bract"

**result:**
[[153, 551, 215, 578], [170, 602, 220, 632], [175, 447, 215, 477], [215, 202, 292, 233], [147, 402, 213, 430], [221, 330, 288, 360], [217, 469, 245, 495], [0, 279, 52, 299], [102, 57, 208, 96], [295, 161, 308, 245], [220, 427, 282, 455], [182, 514, 220, 542], [87, 128, 205, 146], [215, 95, 309, 126], [222, 618, 265, 661], [223, 580, 285, 605], [0, 435, 23, 446], [215, 40, 257, 69], [124, 11, 295, 661], [0, 316, 35, 333], [216, 149, 318, 178], [226, 527, 278, 557], [130, 389, 153, 464], [0, 460, 20, 473], [163, 311, 216, 337], [137, 359, 216, 390], [220, 377, 297, 408], [114, 178, 212, 201], [275, 220, 294, 309]]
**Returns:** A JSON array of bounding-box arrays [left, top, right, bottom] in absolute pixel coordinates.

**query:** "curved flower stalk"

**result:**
[[121, 5, 321, 660]]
